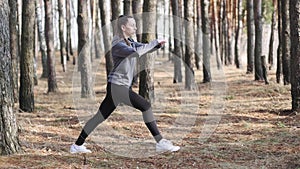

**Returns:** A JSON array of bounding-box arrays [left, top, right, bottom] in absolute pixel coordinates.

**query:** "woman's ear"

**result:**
[[121, 25, 126, 31]]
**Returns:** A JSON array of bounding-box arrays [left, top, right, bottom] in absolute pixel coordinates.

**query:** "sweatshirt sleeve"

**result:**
[[112, 39, 160, 58], [134, 40, 160, 57]]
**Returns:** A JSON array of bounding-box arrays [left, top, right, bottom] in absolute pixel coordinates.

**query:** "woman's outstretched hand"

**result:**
[[157, 39, 166, 46]]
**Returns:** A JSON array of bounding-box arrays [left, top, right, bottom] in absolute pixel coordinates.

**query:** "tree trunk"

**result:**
[[290, 0, 300, 112], [195, 0, 202, 70], [124, 0, 132, 15], [111, 0, 122, 35], [212, 0, 222, 69], [171, 0, 183, 83], [1, 0, 22, 155], [268, 0, 277, 70], [184, 0, 195, 89], [139, 0, 157, 103], [35, 0, 48, 78], [246, 0, 255, 74], [66, 0, 75, 64], [20, 0, 35, 112], [281, 0, 291, 85], [202, 0, 211, 83], [78, 0, 93, 98], [132, 0, 143, 85], [44, 0, 58, 93], [276, 0, 282, 83], [254, 0, 264, 81], [234, 0, 242, 69], [58, 0, 67, 72], [9, 0, 19, 102], [99, 0, 113, 77]]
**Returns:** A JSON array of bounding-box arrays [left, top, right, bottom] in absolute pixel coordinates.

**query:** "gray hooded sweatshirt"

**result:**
[[108, 36, 160, 87]]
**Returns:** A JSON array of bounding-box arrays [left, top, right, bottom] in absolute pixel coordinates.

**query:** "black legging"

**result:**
[[75, 83, 162, 145]]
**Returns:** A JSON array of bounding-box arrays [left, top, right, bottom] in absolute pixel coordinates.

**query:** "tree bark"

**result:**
[[139, 0, 157, 103], [1, 0, 22, 155], [268, 0, 277, 70], [111, 0, 122, 35], [124, 0, 132, 16], [184, 0, 195, 89], [9, 0, 19, 102], [195, 0, 202, 70], [171, 0, 183, 83], [20, 0, 35, 112], [281, 0, 291, 85], [44, 0, 58, 93], [58, 0, 67, 72], [99, 0, 113, 77], [78, 0, 93, 98], [246, 0, 255, 74], [234, 0, 242, 69], [290, 0, 300, 111], [276, 0, 282, 83], [201, 0, 211, 83], [35, 0, 48, 78], [254, 0, 264, 81], [66, 0, 75, 64]]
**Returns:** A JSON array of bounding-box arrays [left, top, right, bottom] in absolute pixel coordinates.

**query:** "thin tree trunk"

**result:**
[[58, 0, 67, 72], [2, 0, 22, 155], [99, 0, 113, 77], [184, 0, 195, 89], [281, 0, 291, 85], [171, 0, 183, 83], [202, 0, 211, 83], [44, 0, 58, 93], [290, 0, 300, 111], [254, 0, 264, 81], [276, 0, 282, 83], [94, 0, 102, 59], [139, 0, 157, 103], [212, 0, 221, 69], [234, 0, 242, 68], [36, 0, 48, 78], [124, 0, 132, 15], [66, 0, 75, 64], [111, 0, 122, 35], [268, 0, 277, 70], [195, 0, 202, 70], [78, 0, 93, 98], [9, 0, 19, 102], [132, 0, 143, 85], [20, 0, 35, 112], [246, 0, 255, 74]]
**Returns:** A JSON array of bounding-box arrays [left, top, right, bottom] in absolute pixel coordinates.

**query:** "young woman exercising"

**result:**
[[70, 15, 180, 153]]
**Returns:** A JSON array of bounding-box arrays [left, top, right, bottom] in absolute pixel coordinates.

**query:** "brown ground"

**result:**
[[0, 55, 299, 169]]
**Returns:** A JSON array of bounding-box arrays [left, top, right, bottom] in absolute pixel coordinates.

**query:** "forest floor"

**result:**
[[0, 54, 299, 169]]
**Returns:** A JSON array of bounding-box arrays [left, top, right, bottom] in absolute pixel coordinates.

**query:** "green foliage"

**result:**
[[262, 0, 274, 24]]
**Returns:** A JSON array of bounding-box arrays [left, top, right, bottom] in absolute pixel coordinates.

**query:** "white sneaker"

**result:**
[[70, 143, 92, 153], [156, 139, 180, 152]]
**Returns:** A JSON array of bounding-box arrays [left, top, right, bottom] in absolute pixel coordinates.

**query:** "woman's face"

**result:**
[[122, 18, 137, 38]]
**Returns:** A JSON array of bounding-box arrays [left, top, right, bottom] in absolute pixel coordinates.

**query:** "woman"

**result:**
[[70, 15, 180, 153]]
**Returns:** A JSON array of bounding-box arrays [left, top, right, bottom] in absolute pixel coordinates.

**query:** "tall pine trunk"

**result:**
[[268, 0, 277, 70], [78, 0, 93, 98], [44, 0, 58, 93], [276, 0, 282, 83], [139, 0, 157, 103], [281, 0, 291, 85], [99, 0, 113, 77], [246, 0, 255, 74], [202, 0, 211, 83], [253, 0, 263, 81], [1, 0, 22, 155], [171, 0, 183, 83], [184, 0, 195, 89], [290, 0, 300, 111], [58, 0, 67, 72], [20, 0, 35, 112], [9, 0, 19, 102], [234, 0, 242, 69]]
